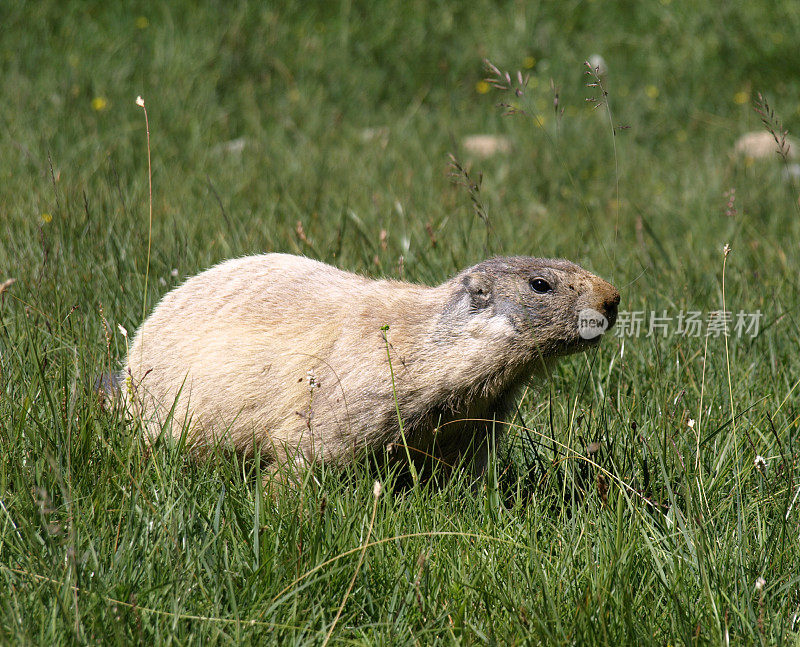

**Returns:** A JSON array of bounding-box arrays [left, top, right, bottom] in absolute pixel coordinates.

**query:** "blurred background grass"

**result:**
[[1, 1, 799, 644]]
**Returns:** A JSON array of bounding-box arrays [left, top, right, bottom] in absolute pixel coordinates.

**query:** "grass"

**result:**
[[2, 0, 800, 644]]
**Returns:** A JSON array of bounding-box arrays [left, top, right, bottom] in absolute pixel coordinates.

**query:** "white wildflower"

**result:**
[[587, 54, 608, 77]]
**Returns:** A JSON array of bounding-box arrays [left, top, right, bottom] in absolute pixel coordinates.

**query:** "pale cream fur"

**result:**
[[121, 253, 619, 477]]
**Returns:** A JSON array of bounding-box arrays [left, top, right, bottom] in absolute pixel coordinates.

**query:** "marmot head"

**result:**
[[452, 256, 620, 360]]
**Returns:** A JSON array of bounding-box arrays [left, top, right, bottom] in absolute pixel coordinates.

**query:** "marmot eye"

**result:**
[[529, 278, 552, 294]]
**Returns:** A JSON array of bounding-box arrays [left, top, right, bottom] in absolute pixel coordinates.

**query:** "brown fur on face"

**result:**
[[121, 254, 619, 478]]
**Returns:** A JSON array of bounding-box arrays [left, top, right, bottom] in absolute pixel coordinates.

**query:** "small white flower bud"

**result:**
[[588, 54, 608, 77]]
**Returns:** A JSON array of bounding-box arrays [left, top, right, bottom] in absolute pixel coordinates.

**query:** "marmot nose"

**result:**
[[603, 289, 620, 328]]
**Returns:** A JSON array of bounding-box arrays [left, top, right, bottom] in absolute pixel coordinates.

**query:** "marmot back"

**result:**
[[121, 253, 619, 477]]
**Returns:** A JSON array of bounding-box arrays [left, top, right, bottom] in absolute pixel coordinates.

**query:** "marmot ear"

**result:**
[[463, 271, 494, 310]]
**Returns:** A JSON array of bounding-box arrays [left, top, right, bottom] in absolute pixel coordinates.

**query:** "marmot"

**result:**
[[121, 254, 619, 478]]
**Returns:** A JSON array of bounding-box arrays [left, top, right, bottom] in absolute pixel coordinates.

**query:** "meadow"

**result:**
[[1, 1, 800, 644]]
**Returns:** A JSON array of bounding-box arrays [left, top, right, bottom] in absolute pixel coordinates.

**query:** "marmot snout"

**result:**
[[121, 254, 619, 477]]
